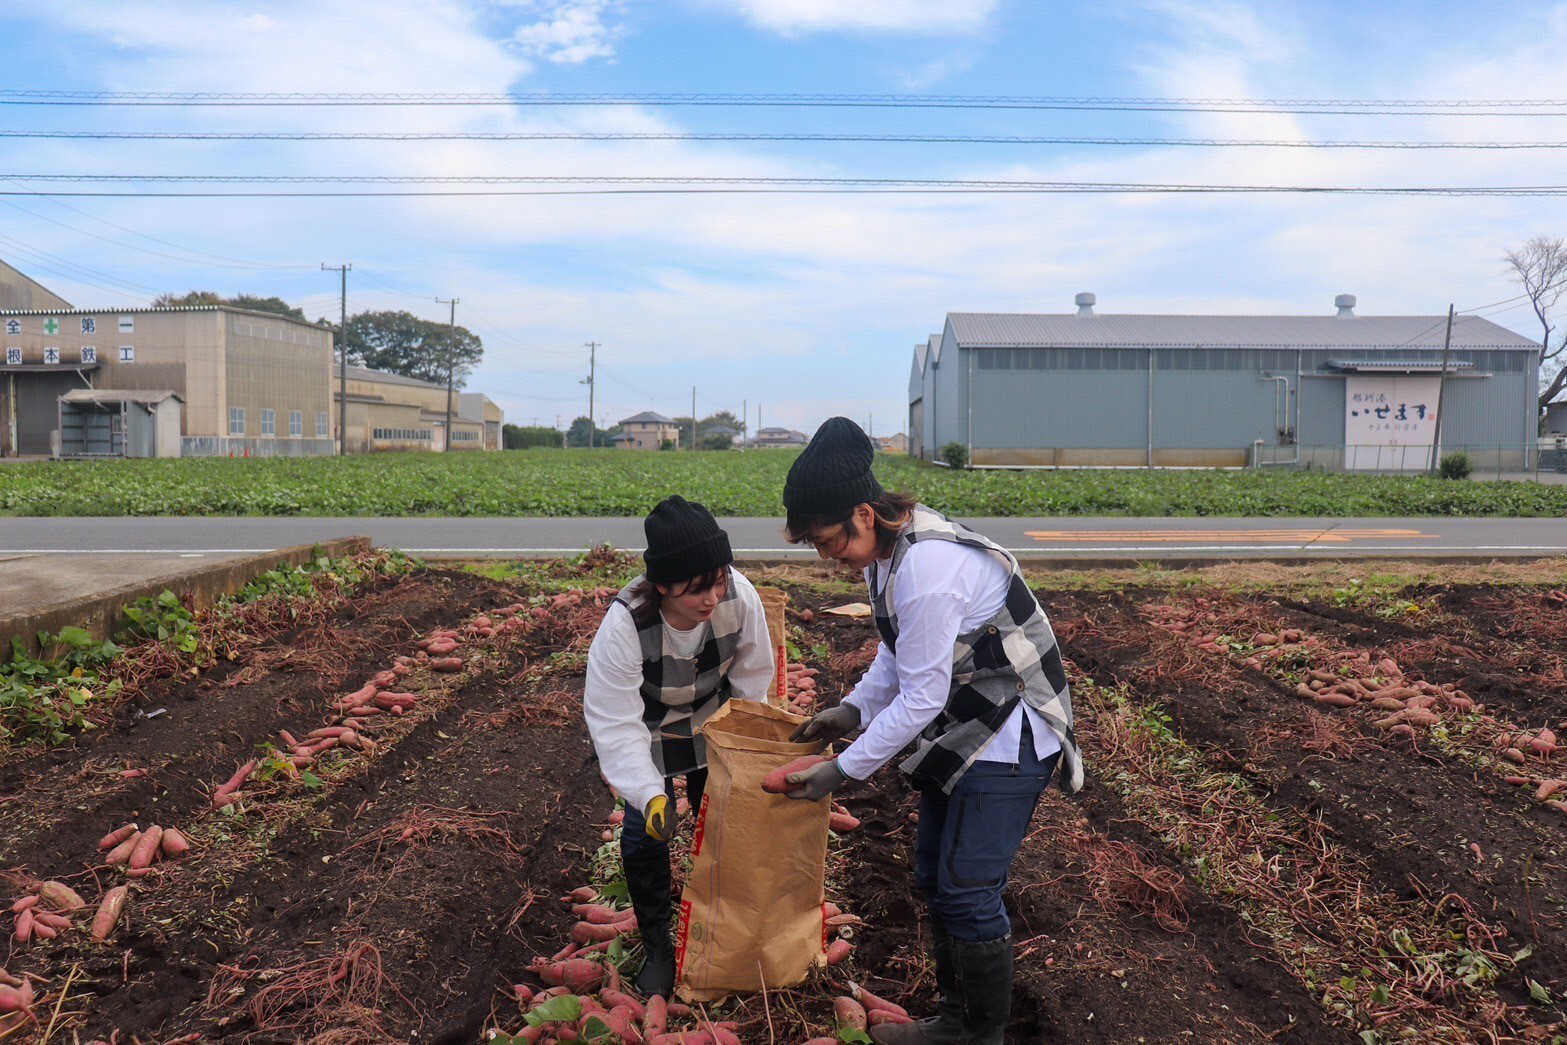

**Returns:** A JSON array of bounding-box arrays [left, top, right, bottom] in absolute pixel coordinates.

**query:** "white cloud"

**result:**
[[509, 0, 623, 63], [704, 0, 996, 35]]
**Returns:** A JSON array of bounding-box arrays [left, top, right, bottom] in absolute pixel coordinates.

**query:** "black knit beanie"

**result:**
[[783, 416, 885, 515], [643, 495, 733, 585]]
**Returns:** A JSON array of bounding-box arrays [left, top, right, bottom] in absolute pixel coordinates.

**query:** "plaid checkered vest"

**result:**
[[612, 570, 746, 778], [871, 505, 1084, 794]]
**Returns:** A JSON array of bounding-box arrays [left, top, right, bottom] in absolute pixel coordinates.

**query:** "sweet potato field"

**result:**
[[2, 556, 1565, 1043]]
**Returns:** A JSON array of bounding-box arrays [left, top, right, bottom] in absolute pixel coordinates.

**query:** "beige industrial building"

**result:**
[[334, 366, 494, 453], [2, 261, 504, 457], [2, 302, 335, 457]]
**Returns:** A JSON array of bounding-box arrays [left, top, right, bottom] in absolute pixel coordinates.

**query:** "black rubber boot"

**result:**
[[623, 847, 675, 997], [869, 922, 964, 1043], [950, 934, 1013, 1044]]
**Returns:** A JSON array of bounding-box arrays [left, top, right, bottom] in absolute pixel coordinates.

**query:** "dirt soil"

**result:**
[[2, 560, 1565, 1043]]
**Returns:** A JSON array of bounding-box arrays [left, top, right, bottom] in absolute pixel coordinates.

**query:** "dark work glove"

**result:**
[[783, 758, 851, 802], [788, 703, 861, 747]]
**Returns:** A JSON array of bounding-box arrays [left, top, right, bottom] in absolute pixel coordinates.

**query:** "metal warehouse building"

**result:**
[[908, 294, 1542, 471]]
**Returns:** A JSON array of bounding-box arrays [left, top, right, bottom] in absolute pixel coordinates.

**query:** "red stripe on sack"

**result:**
[[675, 898, 693, 976], [776, 646, 788, 701], [690, 793, 710, 858]]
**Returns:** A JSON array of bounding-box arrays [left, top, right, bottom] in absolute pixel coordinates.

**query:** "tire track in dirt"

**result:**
[[75, 652, 607, 1041], [1052, 589, 1567, 1011], [0, 570, 509, 878]]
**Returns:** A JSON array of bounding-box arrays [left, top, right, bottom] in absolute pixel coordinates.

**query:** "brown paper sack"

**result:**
[[755, 586, 789, 705], [676, 700, 829, 1001]]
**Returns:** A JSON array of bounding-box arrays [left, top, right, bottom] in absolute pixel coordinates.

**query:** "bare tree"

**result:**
[[1503, 236, 1567, 414]]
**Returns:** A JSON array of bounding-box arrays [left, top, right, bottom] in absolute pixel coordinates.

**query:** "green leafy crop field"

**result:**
[[2, 450, 1565, 517]]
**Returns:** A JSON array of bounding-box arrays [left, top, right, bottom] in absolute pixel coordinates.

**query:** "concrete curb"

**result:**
[[1, 536, 372, 657]]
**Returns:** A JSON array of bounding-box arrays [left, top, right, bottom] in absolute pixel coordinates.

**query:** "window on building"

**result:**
[[261, 409, 276, 436], [229, 407, 245, 435], [289, 410, 303, 437], [317, 411, 329, 437]]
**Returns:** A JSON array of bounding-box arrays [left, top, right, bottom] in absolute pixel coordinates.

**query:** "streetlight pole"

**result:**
[[322, 263, 350, 453], [436, 296, 459, 452]]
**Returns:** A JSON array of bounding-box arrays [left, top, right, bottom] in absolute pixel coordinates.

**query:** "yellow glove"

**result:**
[[644, 794, 673, 842]]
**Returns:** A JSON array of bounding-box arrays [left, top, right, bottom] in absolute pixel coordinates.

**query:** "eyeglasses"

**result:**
[[809, 527, 852, 557]]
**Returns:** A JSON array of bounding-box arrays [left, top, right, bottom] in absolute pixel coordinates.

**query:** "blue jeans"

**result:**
[[913, 725, 1057, 941], [621, 770, 708, 860]]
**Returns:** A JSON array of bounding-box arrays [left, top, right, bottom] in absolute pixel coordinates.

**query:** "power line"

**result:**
[[6, 90, 1567, 116], [10, 175, 1567, 197], [10, 129, 1567, 149], [0, 180, 319, 270]]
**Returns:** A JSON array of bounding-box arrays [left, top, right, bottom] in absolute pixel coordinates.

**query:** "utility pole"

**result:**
[[1431, 303, 1455, 473], [582, 342, 598, 448], [436, 296, 459, 452], [742, 398, 747, 448], [322, 263, 350, 454], [691, 386, 697, 450]]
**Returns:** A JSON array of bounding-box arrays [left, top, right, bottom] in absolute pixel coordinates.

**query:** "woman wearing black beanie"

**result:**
[[781, 418, 1085, 1045], [583, 495, 776, 997]]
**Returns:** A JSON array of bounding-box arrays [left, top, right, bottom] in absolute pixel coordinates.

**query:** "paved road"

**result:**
[[1, 516, 1564, 560]]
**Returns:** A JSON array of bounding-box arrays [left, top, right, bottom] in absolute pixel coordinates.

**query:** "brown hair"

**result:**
[[628, 566, 731, 628], [784, 491, 917, 559]]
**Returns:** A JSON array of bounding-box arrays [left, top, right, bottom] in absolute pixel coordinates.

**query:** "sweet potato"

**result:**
[[1402, 710, 1440, 727], [572, 903, 635, 925], [599, 988, 645, 1020], [1502, 747, 1527, 764], [571, 919, 634, 944], [562, 886, 598, 903], [9, 896, 37, 914], [0, 980, 33, 1016], [105, 831, 143, 866], [129, 826, 164, 870], [762, 754, 830, 794], [430, 656, 464, 672], [215, 760, 256, 797], [825, 938, 853, 965], [852, 985, 912, 1020], [1538, 779, 1565, 802], [13, 909, 33, 943], [648, 1034, 713, 1045], [32, 911, 71, 931], [1313, 693, 1357, 708], [160, 828, 192, 859], [829, 810, 861, 832], [91, 885, 129, 941], [532, 958, 603, 992], [98, 823, 139, 851], [833, 996, 867, 1030], [38, 881, 86, 912], [643, 994, 668, 1037]]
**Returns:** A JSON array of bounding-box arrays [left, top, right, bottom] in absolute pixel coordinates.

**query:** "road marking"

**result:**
[[1024, 528, 1439, 544]]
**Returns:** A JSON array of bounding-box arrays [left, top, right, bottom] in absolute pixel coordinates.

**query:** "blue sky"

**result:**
[[3, 0, 1567, 434]]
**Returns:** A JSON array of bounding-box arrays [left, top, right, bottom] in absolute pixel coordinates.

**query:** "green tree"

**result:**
[[565, 416, 621, 448], [153, 291, 305, 320], [502, 424, 564, 449], [342, 310, 484, 387]]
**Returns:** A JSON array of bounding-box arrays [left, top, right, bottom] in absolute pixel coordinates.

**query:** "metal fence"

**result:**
[[1251, 442, 1567, 479]]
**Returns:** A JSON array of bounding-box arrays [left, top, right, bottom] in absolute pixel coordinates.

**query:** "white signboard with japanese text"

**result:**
[[1345, 375, 1441, 470]]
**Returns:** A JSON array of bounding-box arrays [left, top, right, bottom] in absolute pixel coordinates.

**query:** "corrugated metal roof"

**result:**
[[344, 365, 446, 391], [0, 304, 326, 329], [945, 312, 1540, 350], [61, 388, 182, 405]]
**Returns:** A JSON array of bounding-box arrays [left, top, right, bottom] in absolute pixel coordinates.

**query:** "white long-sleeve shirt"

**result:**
[[583, 569, 775, 813], [837, 539, 1061, 781]]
